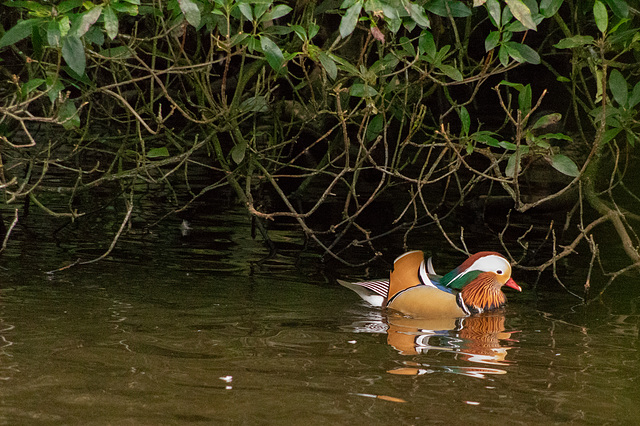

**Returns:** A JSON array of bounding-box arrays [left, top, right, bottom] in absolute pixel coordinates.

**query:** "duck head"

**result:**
[[441, 252, 521, 314]]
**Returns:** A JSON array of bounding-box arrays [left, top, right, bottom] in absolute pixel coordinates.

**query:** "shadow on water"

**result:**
[[0, 202, 640, 424]]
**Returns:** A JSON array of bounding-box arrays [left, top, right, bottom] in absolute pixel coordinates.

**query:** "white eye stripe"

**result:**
[[468, 255, 510, 275]]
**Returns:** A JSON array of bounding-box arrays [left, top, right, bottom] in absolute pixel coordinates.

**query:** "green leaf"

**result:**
[[290, 24, 307, 42], [498, 44, 509, 66], [58, 0, 83, 14], [595, 67, 604, 103], [365, 114, 384, 142], [504, 0, 536, 30], [499, 141, 518, 150], [589, 105, 622, 127], [540, 0, 563, 18], [178, 0, 201, 27], [103, 5, 119, 40], [282, 51, 297, 63], [240, 95, 268, 112], [253, 3, 270, 20], [370, 53, 399, 74], [386, 17, 401, 34], [519, 83, 532, 117], [98, 46, 132, 58], [350, 84, 379, 97], [531, 113, 562, 130], [0, 18, 39, 48], [328, 52, 359, 75], [45, 75, 64, 103], [499, 80, 525, 92], [146, 147, 170, 158], [433, 45, 450, 63], [425, 0, 471, 17], [485, 31, 500, 51], [608, 69, 628, 107], [61, 35, 85, 75], [486, 0, 501, 27], [537, 132, 572, 142], [31, 23, 44, 58], [458, 106, 470, 135], [533, 139, 551, 149], [626, 130, 637, 147], [59, 16, 71, 37], [76, 6, 103, 37], [553, 35, 594, 49], [63, 65, 91, 84], [229, 32, 249, 47], [111, 3, 139, 15], [371, 1, 398, 20], [524, 0, 540, 15], [402, 0, 430, 28], [47, 20, 61, 46], [438, 64, 463, 81], [549, 154, 579, 177], [261, 4, 292, 22], [85, 25, 104, 46], [340, 0, 359, 8], [593, 0, 608, 34], [58, 99, 80, 129], [419, 30, 436, 60], [339, 1, 362, 38], [505, 41, 540, 64], [260, 35, 285, 70], [504, 42, 526, 62], [602, 127, 622, 144], [238, 3, 253, 21], [505, 152, 521, 178], [603, 0, 628, 18], [5, 1, 50, 14], [21, 78, 45, 98], [504, 19, 530, 33], [628, 82, 640, 108], [318, 51, 337, 80], [399, 36, 416, 57], [473, 131, 500, 147], [231, 140, 247, 164], [263, 25, 292, 36], [501, 3, 513, 24]]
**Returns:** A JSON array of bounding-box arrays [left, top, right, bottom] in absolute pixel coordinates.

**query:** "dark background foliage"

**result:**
[[0, 0, 639, 297]]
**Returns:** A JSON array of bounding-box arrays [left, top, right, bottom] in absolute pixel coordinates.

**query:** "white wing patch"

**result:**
[[419, 260, 438, 288], [426, 257, 436, 274]]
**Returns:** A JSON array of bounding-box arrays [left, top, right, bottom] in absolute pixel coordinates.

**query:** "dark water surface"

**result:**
[[1, 208, 640, 425]]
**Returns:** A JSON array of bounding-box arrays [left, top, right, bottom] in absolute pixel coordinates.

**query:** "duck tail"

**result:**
[[338, 279, 389, 307]]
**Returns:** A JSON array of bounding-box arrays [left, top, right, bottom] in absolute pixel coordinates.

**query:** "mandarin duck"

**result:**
[[339, 250, 521, 319]]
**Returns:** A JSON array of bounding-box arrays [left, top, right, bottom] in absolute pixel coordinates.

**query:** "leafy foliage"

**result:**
[[0, 0, 639, 291]]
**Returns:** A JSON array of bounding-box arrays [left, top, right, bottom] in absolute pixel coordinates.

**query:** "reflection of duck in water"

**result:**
[[339, 250, 521, 318], [385, 313, 518, 378], [386, 312, 516, 360]]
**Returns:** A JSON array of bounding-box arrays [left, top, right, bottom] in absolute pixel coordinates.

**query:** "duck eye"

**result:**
[[497, 270, 503, 275]]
